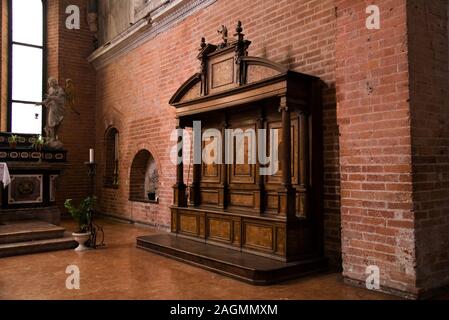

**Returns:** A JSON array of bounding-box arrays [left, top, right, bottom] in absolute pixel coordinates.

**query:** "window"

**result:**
[[104, 127, 119, 187], [8, 0, 46, 134]]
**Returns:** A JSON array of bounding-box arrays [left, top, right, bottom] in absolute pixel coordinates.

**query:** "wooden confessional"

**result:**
[[137, 22, 326, 284]]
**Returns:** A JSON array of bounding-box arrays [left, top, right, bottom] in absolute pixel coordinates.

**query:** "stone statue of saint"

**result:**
[[36, 77, 66, 149]]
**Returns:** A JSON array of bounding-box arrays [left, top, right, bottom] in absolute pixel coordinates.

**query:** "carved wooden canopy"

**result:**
[[169, 21, 319, 118]]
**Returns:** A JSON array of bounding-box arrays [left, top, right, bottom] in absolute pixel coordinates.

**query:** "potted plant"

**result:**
[[8, 134, 19, 149], [147, 171, 159, 202], [64, 197, 95, 252], [31, 135, 46, 151]]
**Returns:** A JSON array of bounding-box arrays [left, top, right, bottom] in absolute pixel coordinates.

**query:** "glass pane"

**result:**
[[12, 44, 43, 102], [11, 103, 42, 135], [12, 0, 43, 46]]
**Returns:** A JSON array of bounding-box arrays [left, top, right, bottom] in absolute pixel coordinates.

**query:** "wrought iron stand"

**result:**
[[85, 161, 105, 249]]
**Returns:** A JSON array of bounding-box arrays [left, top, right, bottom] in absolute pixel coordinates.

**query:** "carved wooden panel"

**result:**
[[243, 223, 274, 251], [233, 220, 241, 246], [171, 210, 177, 232], [265, 192, 280, 214], [171, 207, 297, 259], [208, 50, 237, 94], [275, 227, 286, 254], [265, 118, 298, 185], [199, 216, 206, 238], [202, 162, 219, 180], [211, 58, 234, 88], [200, 190, 219, 205], [228, 123, 257, 185], [201, 135, 221, 183], [179, 214, 198, 235], [229, 191, 255, 208], [207, 217, 232, 242]]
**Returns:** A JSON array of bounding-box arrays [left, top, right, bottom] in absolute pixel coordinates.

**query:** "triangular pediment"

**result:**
[[169, 21, 291, 107]]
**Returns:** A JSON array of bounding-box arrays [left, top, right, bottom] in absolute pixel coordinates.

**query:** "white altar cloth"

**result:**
[[0, 163, 11, 188]]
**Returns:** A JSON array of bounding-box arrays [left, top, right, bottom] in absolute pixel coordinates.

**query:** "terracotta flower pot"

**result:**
[[72, 232, 91, 252]]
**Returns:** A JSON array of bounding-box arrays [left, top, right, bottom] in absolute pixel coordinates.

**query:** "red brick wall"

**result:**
[[47, 0, 97, 208], [335, 0, 418, 296], [407, 0, 449, 295], [94, 0, 341, 264], [47, 0, 59, 83]]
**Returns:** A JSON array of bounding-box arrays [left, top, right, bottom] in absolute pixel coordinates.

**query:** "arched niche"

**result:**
[[129, 150, 159, 203]]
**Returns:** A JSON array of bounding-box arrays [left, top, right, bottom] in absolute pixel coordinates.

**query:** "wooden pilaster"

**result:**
[[174, 121, 187, 207]]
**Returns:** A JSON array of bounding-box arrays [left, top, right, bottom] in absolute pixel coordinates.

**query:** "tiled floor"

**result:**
[[0, 218, 399, 300]]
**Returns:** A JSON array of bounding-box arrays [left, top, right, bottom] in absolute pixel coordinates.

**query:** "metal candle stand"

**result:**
[[85, 162, 105, 249]]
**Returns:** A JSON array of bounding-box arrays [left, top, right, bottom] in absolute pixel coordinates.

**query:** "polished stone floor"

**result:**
[[0, 218, 399, 300]]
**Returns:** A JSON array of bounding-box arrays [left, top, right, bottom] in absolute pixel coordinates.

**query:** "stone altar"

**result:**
[[0, 132, 68, 225]]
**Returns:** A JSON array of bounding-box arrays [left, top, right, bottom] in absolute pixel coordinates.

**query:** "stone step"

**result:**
[[0, 232, 77, 258], [137, 234, 327, 285], [0, 221, 66, 245]]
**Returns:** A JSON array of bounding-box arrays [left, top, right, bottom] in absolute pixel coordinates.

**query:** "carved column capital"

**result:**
[[278, 95, 288, 112]]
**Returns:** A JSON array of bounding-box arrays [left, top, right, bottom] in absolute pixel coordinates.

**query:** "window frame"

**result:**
[[7, 0, 48, 134]]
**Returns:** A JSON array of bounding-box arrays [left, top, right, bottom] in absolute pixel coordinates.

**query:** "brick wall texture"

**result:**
[[0, 0, 447, 298], [407, 0, 449, 296], [336, 0, 449, 297], [47, 0, 97, 207], [335, 0, 416, 296]]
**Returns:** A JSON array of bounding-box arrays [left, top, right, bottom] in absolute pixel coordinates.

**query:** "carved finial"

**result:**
[[217, 25, 228, 48], [199, 37, 206, 51], [234, 20, 245, 43], [235, 20, 243, 36]]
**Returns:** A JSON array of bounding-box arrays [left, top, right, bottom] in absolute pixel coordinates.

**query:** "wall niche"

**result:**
[[129, 150, 159, 203]]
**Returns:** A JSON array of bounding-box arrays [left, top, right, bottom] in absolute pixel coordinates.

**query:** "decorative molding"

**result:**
[[132, 0, 169, 24], [88, 0, 218, 70]]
